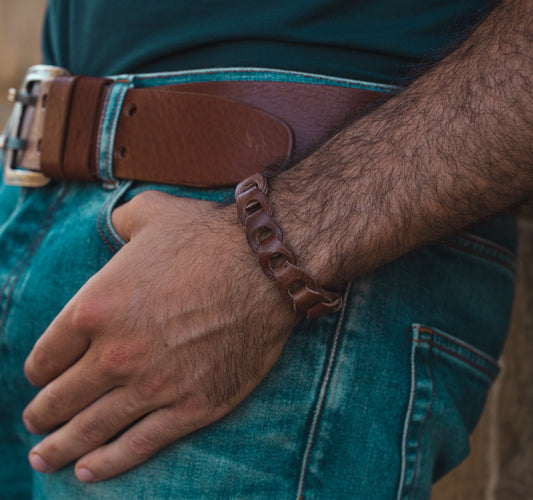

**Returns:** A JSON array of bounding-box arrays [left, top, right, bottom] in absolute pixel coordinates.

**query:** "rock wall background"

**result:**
[[1, 1, 531, 498]]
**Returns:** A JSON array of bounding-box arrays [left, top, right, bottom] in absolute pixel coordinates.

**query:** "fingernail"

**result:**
[[76, 467, 96, 482], [29, 453, 49, 473]]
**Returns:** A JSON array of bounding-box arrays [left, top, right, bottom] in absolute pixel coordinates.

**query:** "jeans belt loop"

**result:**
[[96, 77, 134, 186]]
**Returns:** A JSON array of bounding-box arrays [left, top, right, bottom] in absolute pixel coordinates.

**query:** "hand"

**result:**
[[22, 191, 299, 482]]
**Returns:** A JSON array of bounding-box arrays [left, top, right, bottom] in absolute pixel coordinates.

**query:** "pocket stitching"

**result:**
[[397, 327, 435, 500], [397, 323, 498, 500], [441, 232, 517, 277], [440, 240, 516, 276], [461, 232, 516, 260], [0, 185, 67, 347], [407, 343, 435, 500], [295, 283, 352, 500], [97, 181, 132, 253], [417, 324, 499, 381]]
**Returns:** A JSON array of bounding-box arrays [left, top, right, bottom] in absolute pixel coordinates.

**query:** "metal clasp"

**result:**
[[1, 65, 70, 187]]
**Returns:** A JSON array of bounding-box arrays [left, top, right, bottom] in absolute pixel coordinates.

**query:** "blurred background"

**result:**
[[1, 1, 531, 498]]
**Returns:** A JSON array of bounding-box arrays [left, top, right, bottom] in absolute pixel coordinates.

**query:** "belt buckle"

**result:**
[[1, 65, 70, 187]]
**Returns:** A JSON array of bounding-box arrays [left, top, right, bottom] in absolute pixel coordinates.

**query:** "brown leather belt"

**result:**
[[2, 65, 389, 188]]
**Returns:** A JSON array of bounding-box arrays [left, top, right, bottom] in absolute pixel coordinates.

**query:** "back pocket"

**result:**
[[397, 323, 499, 500]]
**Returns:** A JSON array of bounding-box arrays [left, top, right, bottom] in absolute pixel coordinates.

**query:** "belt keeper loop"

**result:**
[[235, 173, 342, 319], [40, 75, 81, 179], [62, 76, 113, 181]]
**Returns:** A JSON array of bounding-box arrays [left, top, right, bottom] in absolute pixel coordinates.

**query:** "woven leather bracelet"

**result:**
[[235, 173, 342, 319]]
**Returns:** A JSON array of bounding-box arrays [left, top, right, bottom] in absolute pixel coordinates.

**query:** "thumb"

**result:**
[[110, 191, 161, 243], [111, 190, 219, 243]]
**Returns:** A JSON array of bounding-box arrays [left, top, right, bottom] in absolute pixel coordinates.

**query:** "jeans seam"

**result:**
[[117, 67, 400, 93], [97, 181, 131, 253], [461, 232, 516, 260], [407, 341, 435, 500], [0, 185, 67, 351], [418, 325, 499, 379], [440, 240, 516, 276], [421, 339, 496, 381], [97, 197, 118, 254], [397, 326, 435, 500], [295, 283, 352, 500]]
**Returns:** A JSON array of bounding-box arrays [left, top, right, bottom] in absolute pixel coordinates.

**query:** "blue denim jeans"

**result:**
[[0, 68, 517, 499]]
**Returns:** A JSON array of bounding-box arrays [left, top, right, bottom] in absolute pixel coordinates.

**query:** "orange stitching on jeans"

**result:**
[[440, 240, 516, 275], [461, 233, 516, 260], [0, 186, 67, 348], [97, 195, 120, 254], [407, 343, 435, 500], [401, 351, 418, 497], [424, 340, 496, 381], [418, 326, 499, 370], [296, 284, 350, 499]]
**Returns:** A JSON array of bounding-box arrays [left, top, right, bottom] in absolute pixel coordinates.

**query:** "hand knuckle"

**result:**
[[34, 348, 54, 371], [76, 415, 107, 446], [24, 387, 67, 431], [134, 373, 168, 399], [24, 350, 54, 386], [71, 299, 104, 333], [98, 342, 145, 378], [44, 387, 69, 421], [38, 440, 61, 464], [132, 190, 161, 211], [126, 434, 157, 459]]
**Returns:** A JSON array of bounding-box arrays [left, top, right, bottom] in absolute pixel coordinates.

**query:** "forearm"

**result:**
[[269, 0, 533, 286]]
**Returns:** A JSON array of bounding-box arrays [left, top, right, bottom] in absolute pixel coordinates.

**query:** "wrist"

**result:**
[[216, 203, 301, 317], [234, 174, 342, 318]]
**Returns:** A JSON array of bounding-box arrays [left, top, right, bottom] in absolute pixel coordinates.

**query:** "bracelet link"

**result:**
[[236, 185, 271, 225], [235, 174, 342, 319]]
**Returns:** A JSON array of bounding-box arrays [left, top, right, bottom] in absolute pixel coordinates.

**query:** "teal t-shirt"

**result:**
[[42, 0, 491, 84]]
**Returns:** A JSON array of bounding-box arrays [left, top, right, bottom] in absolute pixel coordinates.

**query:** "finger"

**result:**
[[110, 190, 167, 243], [22, 350, 116, 434], [24, 302, 91, 387], [27, 386, 157, 475], [74, 405, 217, 482], [111, 200, 146, 243], [111, 191, 217, 243]]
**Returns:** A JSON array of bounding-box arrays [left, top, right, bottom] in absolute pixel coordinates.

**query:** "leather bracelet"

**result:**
[[235, 173, 342, 319]]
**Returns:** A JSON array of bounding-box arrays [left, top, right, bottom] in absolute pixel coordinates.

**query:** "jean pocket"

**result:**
[[97, 180, 134, 253], [397, 323, 499, 500], [440, 231, 517, 278], [97, 180, 234, 253]]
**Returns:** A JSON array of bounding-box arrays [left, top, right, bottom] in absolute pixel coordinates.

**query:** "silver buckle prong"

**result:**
[[2, 65, 70, 187]]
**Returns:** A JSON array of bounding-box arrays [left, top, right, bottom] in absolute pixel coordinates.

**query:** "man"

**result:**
[[1, 0, 530, 498]]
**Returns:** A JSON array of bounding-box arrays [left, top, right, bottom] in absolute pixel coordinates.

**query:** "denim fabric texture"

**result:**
[[0, 68, 517, 499]]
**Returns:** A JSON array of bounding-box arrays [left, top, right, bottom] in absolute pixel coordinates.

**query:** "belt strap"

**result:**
[[17, 75, 386, 188]]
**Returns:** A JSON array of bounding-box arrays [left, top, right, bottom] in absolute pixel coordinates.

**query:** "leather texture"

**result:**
[[62, 76, 112, 181], [40, 76, 80, 179], [235, 173, 342, 319], [161, 81, 382, 162], [23, 77, 383, 187], [114, 89, 293, 187]]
